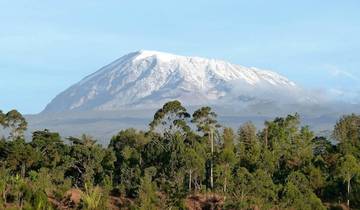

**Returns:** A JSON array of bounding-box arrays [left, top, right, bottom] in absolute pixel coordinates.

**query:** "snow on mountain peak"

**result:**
[[43, 50, 302, 113], [135, 50, 181, 61]]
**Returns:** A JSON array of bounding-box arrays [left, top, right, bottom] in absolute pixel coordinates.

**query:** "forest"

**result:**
[[0, 100, 360, 210]]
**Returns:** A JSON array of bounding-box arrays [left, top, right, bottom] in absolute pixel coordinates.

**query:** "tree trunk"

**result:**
[[347, 178, 351, 208], [21, 162, 25, 178], [241, 190, 244, 202], [189, 169, 192, 192], [264, 127, 268, 148], [18, 191, 24, 210], [210, 129, 214, 154], [210, 130, 214, 189], [210, 163, 213, 189], [3, 189, 7, 204]]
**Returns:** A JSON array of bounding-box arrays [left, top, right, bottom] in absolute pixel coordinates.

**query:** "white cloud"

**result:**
[[328, 66, 360, 81]]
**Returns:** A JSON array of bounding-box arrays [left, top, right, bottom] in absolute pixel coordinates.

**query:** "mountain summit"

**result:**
[[43, 50, 301, 113]]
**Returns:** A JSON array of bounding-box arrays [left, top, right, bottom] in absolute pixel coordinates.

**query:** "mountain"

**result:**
[[29, 50, 359, 143], [43, 50, 304, 113]]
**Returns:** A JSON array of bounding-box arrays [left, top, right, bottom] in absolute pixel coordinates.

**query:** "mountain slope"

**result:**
[[43, 50, 301, 113]]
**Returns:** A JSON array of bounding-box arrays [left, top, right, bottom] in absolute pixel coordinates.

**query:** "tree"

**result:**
[[251, 169, 278, 208], [261, 114, 309, 184], [237, 122, 261, 170], [65, 135, 115, 188], [192, 106, 220, 189], [27, 168, 54, 209], [216, 128, 236, 194], [9, 174, 28, 208], [6, 139, 40, 178], [2, 103, 360, 209], [4, 110, 27, 140], [287, 126, 314, 169], [137, 167, 159, 210], [333, 114, 360, 157], [109, 129, 147, 197], [31, 129, 64, 169], [282, 171, 325, 210], [184, 145, 205, 192], [225, 167, 253, 209], [238, 122, 257, 147], [0, 166, 10, 206], [160, 133, 188, 207], [264, 113, 300, 151], [306, 165, 326, 195], [149, 100, 190, 136], [337, 154, 360, 208], [312, 136, 335, 157]]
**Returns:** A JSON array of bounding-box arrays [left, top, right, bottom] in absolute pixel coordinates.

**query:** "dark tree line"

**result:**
[[0, 101, 360, 209]]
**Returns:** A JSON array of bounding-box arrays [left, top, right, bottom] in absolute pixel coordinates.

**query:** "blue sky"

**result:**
[[1, 0, 359, 114]]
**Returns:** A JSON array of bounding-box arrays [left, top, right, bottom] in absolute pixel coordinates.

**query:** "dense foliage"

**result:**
[[1, 102, 360, 209]]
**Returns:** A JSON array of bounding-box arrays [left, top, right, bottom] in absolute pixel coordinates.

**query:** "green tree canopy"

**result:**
[[149, 100, 191, 136], [333, 114, 360, 157], [3, 110, 27, 140]]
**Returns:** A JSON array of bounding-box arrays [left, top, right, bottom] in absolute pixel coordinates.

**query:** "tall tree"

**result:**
[[333, 114, 360, 157], [149, 100, 190, 136], [4, 110, 27, 140], [261, 114, 303, 183], [192, 106, 220, 189], [337, 154, 360, 208], [184, 143, 206, 192], [237, 122, 261, 170], [216, 127, 236, 194]]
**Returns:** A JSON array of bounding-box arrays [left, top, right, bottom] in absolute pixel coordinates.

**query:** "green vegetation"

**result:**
[[1, 101, 360, 209]]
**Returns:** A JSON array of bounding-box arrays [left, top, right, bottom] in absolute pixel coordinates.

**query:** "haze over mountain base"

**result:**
[[26, 102, 358, 144]]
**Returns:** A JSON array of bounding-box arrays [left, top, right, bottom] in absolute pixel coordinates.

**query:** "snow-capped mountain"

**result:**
[[43, 50, 303, 113]]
